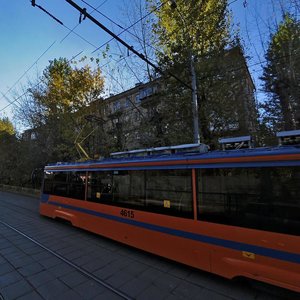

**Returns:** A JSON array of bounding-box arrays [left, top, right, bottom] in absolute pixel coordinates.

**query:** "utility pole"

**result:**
[[63, 0, 200, 143], [190, 54, 200, 144]]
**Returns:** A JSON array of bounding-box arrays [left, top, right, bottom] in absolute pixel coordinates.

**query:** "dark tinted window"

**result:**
[[87, 171, 113, 203], [86, 169, 193, 218], [43, 171, 54, 194], [52, 172, 68, 197], [43, 171, 86, 200], [68, 172, 86, 200], [113, 170, 145, 208], [145, 170, 193, 218], [198, 167, 300, 236]]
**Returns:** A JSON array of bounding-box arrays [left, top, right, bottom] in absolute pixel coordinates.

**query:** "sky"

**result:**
[[0, 0, 297, 128]]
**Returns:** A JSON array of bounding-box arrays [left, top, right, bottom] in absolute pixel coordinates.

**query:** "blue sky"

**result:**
[[0, 0, 295, 125]]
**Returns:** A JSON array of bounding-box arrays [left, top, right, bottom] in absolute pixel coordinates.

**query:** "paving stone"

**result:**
[[59, 270, 89, 288], [167, 265, 191, 280], [72, 254, 95, 266], [0, 271, 23, 288], [52, 289, 83, 300], [18, 262, 45, 277], [22, 245, 44, 255], [17, 290, 44, 300], [152, 272, 181, 292], [0, 255, 6, 265], [73, 280, 106, 299], [94, 263, 122, 280], [31, 251, 53, 262], [106, 271, 135, 288], [7, 255, 35, 269], [16, 241, 37, 250], [172, 281, 205, 299], [92, 291, 124, 300], [62, 249, 84, 260], [36, 279, 70, 298], [120, 260, 147, 277], [47, 262, 74, 277], [164, 294, 186, 300], [1, 279, 32, 300], [81, 258, 108, 272], [197, 288, 233, 300], [39, 256, 62, 268], [0, 247, 21, 256], [137, 284, 170, 300], [0, 263, 14, 276], [187, 271, 256, 300], [0, 241, 12, 250], [27, 270, 56, 288], [120, 277, 151, 298], [139, 267, 165, 283]]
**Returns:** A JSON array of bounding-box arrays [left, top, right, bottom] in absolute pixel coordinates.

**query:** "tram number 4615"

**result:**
[[120, 209, 135, 219]]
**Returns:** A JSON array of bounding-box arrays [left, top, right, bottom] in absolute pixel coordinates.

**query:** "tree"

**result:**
[[261, 14, 300, 132], [149, 0, 232, 63], [139, 1, 258, 147], [0, 117, 15, 136], [0, 118, 24, 186], [15, 57, 105, 163]]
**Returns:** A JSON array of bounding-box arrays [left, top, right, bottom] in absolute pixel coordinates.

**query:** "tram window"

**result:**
[[198, 167, 300, 236], [68, 172, 86, 200], [145, 170, 193, 218], [113, 170, 145, 207], [87, 171, 113, 203], [43, 171, 54, 194], [51, 172, 69, 197]]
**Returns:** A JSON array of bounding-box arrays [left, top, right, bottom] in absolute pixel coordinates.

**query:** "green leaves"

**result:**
[[261, 14, 300, 132], [149, 0, 231, 63]]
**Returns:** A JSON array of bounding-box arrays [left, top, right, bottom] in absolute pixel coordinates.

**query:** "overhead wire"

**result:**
[[4, 0, 295, 115], [60, 0, 109, 44], [0, 40, 57, 107], [84, 0, 166, 55], [0, 51, 84, 113]]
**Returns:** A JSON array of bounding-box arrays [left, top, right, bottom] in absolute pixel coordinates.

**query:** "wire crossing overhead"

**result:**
[[31, 0, 64, 25], [64, 0, 192, 91]]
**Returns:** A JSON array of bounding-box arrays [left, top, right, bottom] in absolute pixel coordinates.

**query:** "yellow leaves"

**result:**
[[41, 58, 105, 115], [0, 117, 15, 136]]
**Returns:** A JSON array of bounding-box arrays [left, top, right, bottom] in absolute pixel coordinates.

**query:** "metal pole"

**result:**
[[190, 54, 200, 144]]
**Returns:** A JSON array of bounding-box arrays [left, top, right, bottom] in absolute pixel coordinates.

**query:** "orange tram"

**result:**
[[40, 131, 300, 293]]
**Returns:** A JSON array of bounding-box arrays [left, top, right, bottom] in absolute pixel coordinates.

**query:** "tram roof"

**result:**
[[45, 144, 300, 171]]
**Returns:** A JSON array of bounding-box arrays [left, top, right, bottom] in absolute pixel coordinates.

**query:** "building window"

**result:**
[[125, 97, 131, 108], [139, 87, 154, 100], [113, 101, 121, 112], [135, 94, 141, 104]]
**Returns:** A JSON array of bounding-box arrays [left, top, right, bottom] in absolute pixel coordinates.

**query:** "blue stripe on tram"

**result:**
[[43, 199, 300, 265]]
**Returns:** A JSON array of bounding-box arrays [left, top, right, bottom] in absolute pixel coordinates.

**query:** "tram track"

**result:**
[[0, 219, 133, 300]]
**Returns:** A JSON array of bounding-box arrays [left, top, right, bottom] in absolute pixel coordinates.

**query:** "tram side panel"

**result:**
[[196, 166, 300, 292], [40, 157, 300, 293], [40, 196, 212, 272]]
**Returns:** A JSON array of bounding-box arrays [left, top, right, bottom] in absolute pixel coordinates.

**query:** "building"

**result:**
[[85, 46, 258, 153]]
